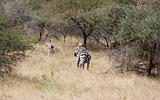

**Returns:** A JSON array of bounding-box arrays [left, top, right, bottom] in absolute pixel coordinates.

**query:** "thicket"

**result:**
[[0, 0, 32, 75], [39, 0, 160, 76]]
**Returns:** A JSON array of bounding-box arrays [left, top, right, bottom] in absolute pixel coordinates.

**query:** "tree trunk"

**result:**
[[147, 42, 157, 76], [63, 36, 66, 43], [38, 31, 43, 41], [45, 33, 49, 40], [148, 54, 154, 76], [83, 36, 87, 48]]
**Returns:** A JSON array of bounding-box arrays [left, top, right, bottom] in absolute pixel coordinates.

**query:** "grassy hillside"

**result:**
[[1, 37, 160, 100], [1, 0, 160, 99]]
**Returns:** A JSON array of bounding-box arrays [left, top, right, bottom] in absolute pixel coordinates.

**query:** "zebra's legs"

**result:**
[[48, 50, 51, 57], [79, 63, 82, 69], [77, 57, 80, 67], [48, 49, 54, 57], [79, 60, 84, 70], [79, 63, 83, 72], [87, 62, 90, 70], [82, 63, 85, 69]]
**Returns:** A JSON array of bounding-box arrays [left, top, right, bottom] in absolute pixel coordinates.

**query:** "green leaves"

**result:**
[[117, 3, 160, 62], [120, 6, 160, 42], [0, 27, 29, 52], [29, 0, 48, 10], [0, 15, 31, 75]]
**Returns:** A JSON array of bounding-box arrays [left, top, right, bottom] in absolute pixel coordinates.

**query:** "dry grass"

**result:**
[[1, 37, 160, 100]]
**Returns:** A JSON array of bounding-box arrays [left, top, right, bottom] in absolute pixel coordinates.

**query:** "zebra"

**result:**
[[74, 43, 91, 70], [48, 40, 54, 57]]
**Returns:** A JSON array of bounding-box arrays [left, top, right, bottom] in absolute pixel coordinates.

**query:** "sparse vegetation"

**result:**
[[1, 0, 160, 100]]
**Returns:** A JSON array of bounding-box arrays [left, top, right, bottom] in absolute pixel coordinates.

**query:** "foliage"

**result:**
[[115, 3, 160, 75], [29, 0, 48, 10], [0, 28, 29, 51], [23, 0, 160, 76], [0, 15, 31, 75]]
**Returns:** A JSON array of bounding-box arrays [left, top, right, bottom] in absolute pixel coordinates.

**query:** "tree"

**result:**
[[86, 3, 126, 50], [118, 5, 160, 76], [42, 0, 106, 47]]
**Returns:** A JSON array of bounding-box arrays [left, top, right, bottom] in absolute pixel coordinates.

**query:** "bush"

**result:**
[[29, 0, 48, 10], [0, 25, 31, 75], [117, 5, 160, 76]]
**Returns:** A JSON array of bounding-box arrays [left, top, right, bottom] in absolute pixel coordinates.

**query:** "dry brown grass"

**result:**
[[1, 37, 160, 100]]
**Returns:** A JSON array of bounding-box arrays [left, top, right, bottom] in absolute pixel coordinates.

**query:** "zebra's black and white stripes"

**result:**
[[74, 46, 91, 70], [48, 40, 54, 57]]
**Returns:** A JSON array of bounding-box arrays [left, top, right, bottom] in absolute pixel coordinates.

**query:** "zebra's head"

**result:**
[[74, 49, 79, 57]]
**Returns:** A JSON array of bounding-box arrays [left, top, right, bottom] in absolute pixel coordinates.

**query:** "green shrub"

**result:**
[[0, 27, 30, 52], [0, 25, 31, 75], [29, 0, 47, 10], [117, 5, 160, 75]]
